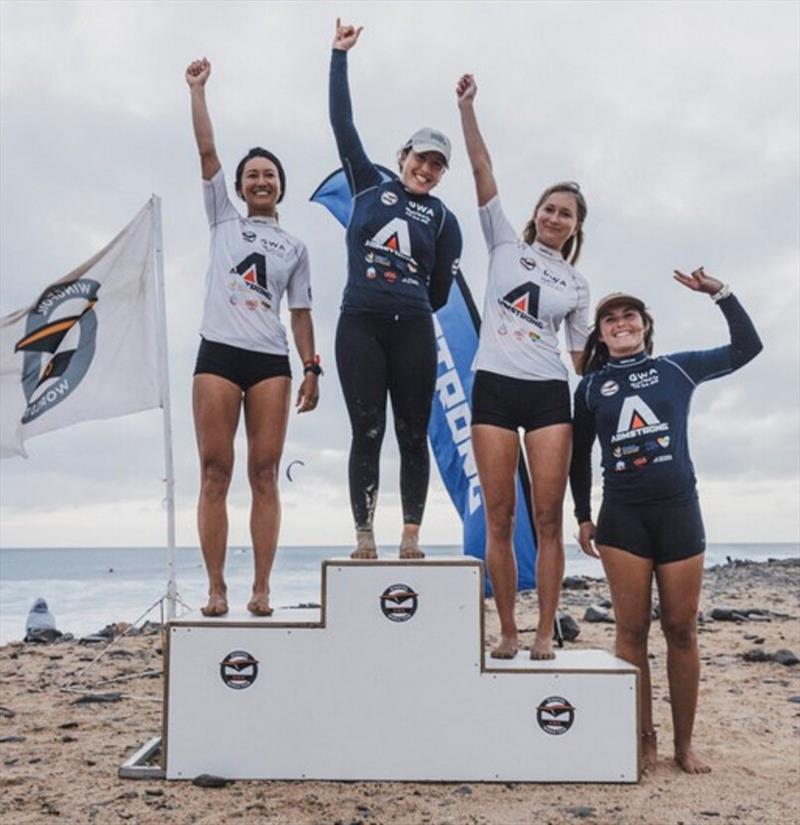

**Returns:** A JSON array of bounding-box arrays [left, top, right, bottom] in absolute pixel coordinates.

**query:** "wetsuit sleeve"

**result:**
[[564, 271, 590, 353], [202, 168, 239, 227], [569, 378, 596, 524], [329, 49, 382, 195], [666, 294, 764, 385], [428, 209, 463, 312], [478, 195, 517, 251], [286, 243, 312, 310]]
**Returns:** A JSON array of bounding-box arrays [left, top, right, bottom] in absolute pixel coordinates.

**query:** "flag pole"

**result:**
[[151, 195, 178, 620]]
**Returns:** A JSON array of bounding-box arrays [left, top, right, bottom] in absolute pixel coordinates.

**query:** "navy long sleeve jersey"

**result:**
[[570, 295, 763, 522], [329, 49, 462, 316]]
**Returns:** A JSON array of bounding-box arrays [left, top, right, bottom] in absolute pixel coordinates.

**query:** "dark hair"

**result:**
[[581, 306, 655, 374], [235, 147, 286, 203], [522, 181, 587, 265]]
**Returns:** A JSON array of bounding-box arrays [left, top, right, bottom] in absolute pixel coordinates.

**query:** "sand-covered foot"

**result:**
[[247, 593, 273, 617], [351, 530, 378, 560], [490, 635, 518, 659], [675, 748, 711, 774], [641, 731, 658, 773], [530, 634, 556, 660], [201, 591, 228, 617], [399, 535, 425, 559]]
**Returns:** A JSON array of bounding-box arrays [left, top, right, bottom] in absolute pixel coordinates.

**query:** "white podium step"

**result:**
[[164, 558, 638, 782]]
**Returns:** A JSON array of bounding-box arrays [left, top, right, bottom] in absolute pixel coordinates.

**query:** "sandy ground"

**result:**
[[1, 558, 798, 825]]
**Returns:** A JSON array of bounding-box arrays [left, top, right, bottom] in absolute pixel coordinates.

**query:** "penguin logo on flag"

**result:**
[[14, 278, 101, 424]]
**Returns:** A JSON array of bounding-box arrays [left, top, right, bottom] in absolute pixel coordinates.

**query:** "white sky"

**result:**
[[1, 0, 798, 548]]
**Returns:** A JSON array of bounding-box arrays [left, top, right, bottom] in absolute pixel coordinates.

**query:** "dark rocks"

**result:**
[[788, 695, 800, 703], [0, 735, 26, 743], [59, 721, 79, 729], [711, 607, 771, 622], [0, 707, 15, 718], [555, 612, 581, 642], [584, 605, 615, 624], [562, 576, 589, 590], [772, 649, 799, 666], [192, 774, 232, 788], [742, 649, 771, 662], [453, 785, 472, 796], [72, 692, 122, 705], [61, 735, 78, 743], [24, 628, 63, 644], [563, 806, 596, 818]]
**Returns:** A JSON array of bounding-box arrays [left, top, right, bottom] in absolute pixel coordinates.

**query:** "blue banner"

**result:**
[[310, 169, 536, 591]]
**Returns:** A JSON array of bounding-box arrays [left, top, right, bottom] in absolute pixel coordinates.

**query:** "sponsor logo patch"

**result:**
[[380, 584, 419, 622], [601, 380, 619, 397], [536, 696, 575, 735], [220, 650, 259, 689], [381, 191, 398, 206]]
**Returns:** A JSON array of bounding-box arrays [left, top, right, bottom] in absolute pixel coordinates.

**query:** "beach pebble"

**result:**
[[192, 774, 232, 788], [453, 785, 472, 796], [584, 606, 614, 624], [772, 649, 799, 666], [59, 721, 79, 729], [787, 695, 800, 703], [72, 692, 122, 705], [556, 612, 581, 642], [562, 576, 589, 590], [0, 707, 15, 718], [0, 735, 26, 743], [563, 805, 596, 818], [741, 649, 771, 662]]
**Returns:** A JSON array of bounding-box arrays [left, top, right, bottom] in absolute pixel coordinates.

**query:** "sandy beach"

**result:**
[[1, 558, 798, 825]]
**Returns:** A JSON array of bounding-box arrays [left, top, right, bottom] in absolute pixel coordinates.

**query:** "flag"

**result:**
[[310, 171, 537, 590], [0, 199, 163, 458]]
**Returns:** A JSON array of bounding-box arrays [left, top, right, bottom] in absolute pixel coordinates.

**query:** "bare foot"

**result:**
[[530, 634, 556, 660], [247, 592, 273, 617], [675, 748, 711, 774], [351, 530, 377, 560], [490, 635, 518, 659], [641, 731, 658, 773], [399, 535, 425, 560], [201, 591, 228, 617]]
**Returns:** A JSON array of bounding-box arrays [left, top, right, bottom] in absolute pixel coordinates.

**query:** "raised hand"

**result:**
[[673, 266, 724, 296], [456, 73, 477, 105], [333, 17, 363, 51], [186, 58, 211, 88]]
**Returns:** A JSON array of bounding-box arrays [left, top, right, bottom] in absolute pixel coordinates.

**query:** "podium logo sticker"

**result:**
[[220, 650, 259, 689], [536, 696, 575, 735], [380, 584, 419, 622]]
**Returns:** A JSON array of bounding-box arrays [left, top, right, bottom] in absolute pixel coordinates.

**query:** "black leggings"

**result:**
[[335, 312, 437, 530]]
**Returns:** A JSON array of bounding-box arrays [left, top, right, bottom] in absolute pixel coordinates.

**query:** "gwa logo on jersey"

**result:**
[[611, 395, 669, 443]]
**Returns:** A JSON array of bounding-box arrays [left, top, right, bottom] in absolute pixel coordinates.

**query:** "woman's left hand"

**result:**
[[296, 374, 319, 413], [673, 266, 724, 296]]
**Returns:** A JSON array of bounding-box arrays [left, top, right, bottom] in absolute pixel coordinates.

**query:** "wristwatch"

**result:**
[[711, 283, 731, 303]]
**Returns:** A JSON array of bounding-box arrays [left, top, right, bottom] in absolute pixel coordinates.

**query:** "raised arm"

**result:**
[[670, 267, 763, 381], [329, 19, 379, 194], [456, 74, 498, 207], [186, 58, 221, 181]]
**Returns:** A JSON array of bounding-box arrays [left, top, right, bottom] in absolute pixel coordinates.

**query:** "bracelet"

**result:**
[[303, 356, 323, 377], [711, 283, 731, 303]]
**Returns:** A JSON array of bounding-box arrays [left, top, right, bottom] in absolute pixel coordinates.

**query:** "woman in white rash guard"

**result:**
[[456, 73, 590, 660]]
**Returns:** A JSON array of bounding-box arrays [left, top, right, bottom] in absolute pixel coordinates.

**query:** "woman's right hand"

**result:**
[[456, 73, 477, 106], [333, 18, 363, 51], [577, 521, 600, 559], [186, 58, 211, 89]]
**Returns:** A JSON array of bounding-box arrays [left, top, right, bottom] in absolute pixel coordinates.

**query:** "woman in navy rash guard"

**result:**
[[569, 268, 762, 774], [329, 20, 462, 560]]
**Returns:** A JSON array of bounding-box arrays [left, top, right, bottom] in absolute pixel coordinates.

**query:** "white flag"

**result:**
[[0, 199, 163, 458]]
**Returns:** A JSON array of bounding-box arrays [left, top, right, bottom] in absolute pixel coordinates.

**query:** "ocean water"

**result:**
[[0, 543, 797, 646]]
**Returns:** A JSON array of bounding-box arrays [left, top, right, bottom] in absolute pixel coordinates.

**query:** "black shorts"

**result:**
[[194, 338, 291, 392], [596, 493, 706, 565], [471, 371, 571, 433]]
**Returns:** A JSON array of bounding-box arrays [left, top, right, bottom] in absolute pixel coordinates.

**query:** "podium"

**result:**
[[163, 559, 638, 782]]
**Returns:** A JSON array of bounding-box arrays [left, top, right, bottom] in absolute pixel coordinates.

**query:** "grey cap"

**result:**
[[401, 127, 452, 167]]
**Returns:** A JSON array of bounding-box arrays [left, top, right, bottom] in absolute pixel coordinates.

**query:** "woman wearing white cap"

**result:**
[[330, 20, 462, 559], [570, 272, 762, 772], [456, 74, 590, 660]]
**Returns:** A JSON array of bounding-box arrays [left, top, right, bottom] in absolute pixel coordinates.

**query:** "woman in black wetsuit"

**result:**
[[570, 268, 762, 773], [329, 20, 462, 559]]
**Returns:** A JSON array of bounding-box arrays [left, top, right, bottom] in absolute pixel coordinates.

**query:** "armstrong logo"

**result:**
[[536, 696, 575, 735], [219, 650, 259, 689], [611, 395, 669, 443], [380, 584, 419, 622], [15, 278, 101, 424], [499, 282, 542, 326], [235, 253, 273, 303]]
